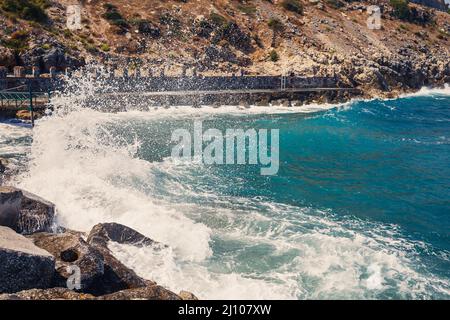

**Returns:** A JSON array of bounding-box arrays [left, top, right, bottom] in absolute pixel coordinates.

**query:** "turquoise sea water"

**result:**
[[2, 88, 449, 299]]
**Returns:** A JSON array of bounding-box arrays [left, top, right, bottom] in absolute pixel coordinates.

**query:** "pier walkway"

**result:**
[[0, 66, 360, 124]]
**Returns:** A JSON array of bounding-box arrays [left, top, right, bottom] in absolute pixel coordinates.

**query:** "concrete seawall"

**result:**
[[1, 66, 356, 117]]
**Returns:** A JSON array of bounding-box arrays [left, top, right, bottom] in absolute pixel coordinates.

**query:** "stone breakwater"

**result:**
[[0, 186, 197, 300]]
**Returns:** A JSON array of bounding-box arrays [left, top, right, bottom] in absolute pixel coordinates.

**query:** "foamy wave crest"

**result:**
[[399, 84, 450, 98]]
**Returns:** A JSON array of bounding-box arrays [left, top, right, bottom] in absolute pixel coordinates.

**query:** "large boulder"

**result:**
[[97, 285, 181, 300], [0, 186, 55, 235], [28, 232, 104, 293], [86, 223, 159, 295], [87, 222, 157, 248], [0, 226, 55, 293], [0, 288, 95, 300]]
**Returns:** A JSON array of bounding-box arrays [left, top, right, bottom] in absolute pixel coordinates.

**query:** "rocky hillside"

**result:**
[[0, 0, 449, 97]]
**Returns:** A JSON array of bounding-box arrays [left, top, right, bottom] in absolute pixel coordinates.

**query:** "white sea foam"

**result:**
[[399, 84, 450, 98], [0, 122, 32, 168]]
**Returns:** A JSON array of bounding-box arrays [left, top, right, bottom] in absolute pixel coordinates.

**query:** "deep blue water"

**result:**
[[127, 92, 450, 298]]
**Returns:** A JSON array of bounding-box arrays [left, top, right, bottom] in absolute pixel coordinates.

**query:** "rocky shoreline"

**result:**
[[0, 186, 197, 300]]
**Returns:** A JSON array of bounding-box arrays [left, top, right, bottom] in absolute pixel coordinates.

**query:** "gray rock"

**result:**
[[97, 285, 181, 300], [0, 288, 95, 300], [0, 226, 55, 293], [87, 222, 157, 248], [20, 45, 85, 72], [0, 186, 55, 235], [204, 45, 238, 64], [87, 225, 150, 295], [28, 232, 104, 293], [179, 290, 199, 300]]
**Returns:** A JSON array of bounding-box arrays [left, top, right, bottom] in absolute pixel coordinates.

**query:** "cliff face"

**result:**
[[0, 0, 449, 98], [410, 0, 448, 11]]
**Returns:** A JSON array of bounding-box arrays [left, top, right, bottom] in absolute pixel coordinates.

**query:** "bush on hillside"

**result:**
[[390, 0, 411, 20], [0, 0, 49, 23], [281, 0, 303, 14], [1, 30, 29, 51], [268, 18, 284, 32], [102, 3, 129, 29], [270, 50, 279, 62]]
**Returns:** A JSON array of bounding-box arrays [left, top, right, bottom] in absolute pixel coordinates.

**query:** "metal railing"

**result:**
[[0, 79, 52, 127]]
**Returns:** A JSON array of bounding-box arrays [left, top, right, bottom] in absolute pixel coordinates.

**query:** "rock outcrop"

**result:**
[[411, 0, 449, 11], [0, 226, 55, 293], [179, 290, 199, 300], [0, 288, 95, 300], [86, 223, 153, 295], [87, 222, 157, 248], [97, 285, 182, 300], [0, 186, 55, 235], [28, 232, 104, 292], [0, 286, 190, 300], [20, 45, 85, 72]]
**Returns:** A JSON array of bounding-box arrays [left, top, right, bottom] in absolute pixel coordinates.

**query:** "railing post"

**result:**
[[281, 74, 286, 91], [0, 66, 7, 78], [31, 66, 40, 78], [49, 66, 56, 78], [14, 66, 25, 78]]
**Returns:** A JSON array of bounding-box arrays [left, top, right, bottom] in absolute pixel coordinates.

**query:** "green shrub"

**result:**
[[281, 0, 303, 14], [63, 29, 72, 37], [1, 30, 29, 51], [85, 43, 97, 53], [103, 3, 117, 11], [268, 18, 284, 31], [390, 0, 410, 20], [237, 4, 256, 15], [398, 23, 409, 31], [102, 3, 129, 28], [209, 13, 227, 26], [0, 0, 49, 23], [270, 50, 279, 62], [103, 10, 122, 21], [100, 43, 110, 52], [325, 0, 344, 9]]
